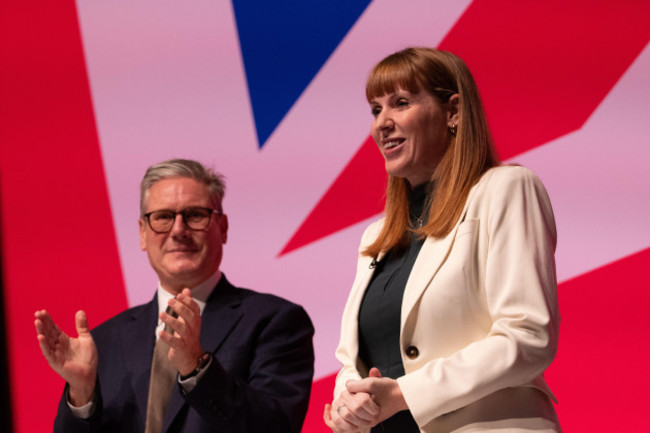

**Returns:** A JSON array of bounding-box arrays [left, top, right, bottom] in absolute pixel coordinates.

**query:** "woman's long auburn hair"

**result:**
[[363, 47, 500, 257]]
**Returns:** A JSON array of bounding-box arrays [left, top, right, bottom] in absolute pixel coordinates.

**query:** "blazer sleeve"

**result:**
[[182, 300, 315, 433], [397, 166, 560, 426]]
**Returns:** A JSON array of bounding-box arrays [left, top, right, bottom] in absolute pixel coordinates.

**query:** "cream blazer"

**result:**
[[334, 166, 561, 433]]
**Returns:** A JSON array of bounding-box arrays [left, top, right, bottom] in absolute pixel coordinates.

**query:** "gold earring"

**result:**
[[448, 124, 457, 136]]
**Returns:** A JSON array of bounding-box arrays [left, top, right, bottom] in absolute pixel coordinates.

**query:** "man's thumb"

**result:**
[[75, 310, 90, 336]]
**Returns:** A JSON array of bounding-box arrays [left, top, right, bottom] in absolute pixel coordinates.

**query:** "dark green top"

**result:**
[[358, 182, 432, 432]]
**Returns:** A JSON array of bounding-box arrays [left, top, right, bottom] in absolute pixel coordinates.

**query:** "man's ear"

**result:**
[[447, 93, 460, 126], [220, 214, 229, 244], [139, 218, 147, 251]]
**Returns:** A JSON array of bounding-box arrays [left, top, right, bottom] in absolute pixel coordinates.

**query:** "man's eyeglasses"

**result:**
[[143, 207, 222, 234]]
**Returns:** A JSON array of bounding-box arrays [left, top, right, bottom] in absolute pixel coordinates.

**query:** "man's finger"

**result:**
[[166, 297, 201, 338], [34, 317, 45, 337], [167, 298, 191, 320], [36, 333, 54, 358], [174, 291, 200, 315], [35, 311, 61, 343], [34, 309, 50, 322], [75, 310, 91, 336], [158, 329, 178, 350], [160, 309, 187, 337], [35, 310, 55, 335]]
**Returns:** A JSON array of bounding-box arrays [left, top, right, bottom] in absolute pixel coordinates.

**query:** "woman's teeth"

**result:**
[[385, 140, 401, 149]]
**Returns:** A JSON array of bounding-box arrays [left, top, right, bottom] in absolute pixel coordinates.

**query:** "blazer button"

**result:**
[[405, 345, 419, 359]]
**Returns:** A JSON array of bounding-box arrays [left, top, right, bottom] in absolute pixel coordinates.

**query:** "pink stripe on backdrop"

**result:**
[[280, 136, 386, 256], [0, 2, 128, 433]]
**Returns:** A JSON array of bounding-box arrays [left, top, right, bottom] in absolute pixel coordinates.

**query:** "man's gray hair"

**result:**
[[140, 159, 226, 215]]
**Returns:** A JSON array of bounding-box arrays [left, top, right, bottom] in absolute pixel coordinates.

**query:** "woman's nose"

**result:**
[[375, 110, 394, 132]]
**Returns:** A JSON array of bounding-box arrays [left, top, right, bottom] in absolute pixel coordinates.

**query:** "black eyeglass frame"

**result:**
[[143, 207, 222, 234]]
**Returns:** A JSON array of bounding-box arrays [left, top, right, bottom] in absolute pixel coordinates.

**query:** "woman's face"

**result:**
[[369, 87, 455, 187]]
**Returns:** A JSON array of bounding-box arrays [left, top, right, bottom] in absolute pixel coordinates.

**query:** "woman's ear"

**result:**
[[447, 93, 460, 126]]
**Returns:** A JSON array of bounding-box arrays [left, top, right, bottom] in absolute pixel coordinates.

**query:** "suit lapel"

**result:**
[[197, 276, 245, 353], [162, 275, 245, 431], [121, 297, 158, 424]]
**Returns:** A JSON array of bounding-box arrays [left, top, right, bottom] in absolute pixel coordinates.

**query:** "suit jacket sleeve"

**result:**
[[53, 381, 103, 433], [182, 299, 315, 433]]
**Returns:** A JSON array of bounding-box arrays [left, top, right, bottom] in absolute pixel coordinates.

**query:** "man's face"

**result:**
[[139, 177, 228, 294]]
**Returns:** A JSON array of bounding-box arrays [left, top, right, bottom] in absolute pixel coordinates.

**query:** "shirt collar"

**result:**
[[156, 269, 221, 318]]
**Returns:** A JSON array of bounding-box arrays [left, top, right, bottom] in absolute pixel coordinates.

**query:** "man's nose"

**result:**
[[170, 213, 189, 235]]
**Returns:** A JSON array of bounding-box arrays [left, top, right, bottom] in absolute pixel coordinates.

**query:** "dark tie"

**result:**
[[144, 306, 178, 433]]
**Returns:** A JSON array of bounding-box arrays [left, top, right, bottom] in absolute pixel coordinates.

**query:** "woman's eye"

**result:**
[[371, 106, 381, 117], [396, 99, 409, 107]]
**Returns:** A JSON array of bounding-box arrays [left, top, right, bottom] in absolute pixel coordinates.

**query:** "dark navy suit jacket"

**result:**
[[54, 275, 315, 433]]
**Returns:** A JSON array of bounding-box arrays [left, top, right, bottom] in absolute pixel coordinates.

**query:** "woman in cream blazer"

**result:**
[[325, 48, 561, 433]]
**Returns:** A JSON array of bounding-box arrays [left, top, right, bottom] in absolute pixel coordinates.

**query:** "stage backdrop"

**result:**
[[1, 1, 649, 432]]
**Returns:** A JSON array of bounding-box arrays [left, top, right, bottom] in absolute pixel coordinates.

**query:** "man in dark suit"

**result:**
[[34, 159, 314, 433]]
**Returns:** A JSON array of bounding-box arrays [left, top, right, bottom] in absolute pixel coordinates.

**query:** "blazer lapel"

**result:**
[[162, 275, 245, 431], [400, 175, 487, 325], [401, 229, 458, 323]]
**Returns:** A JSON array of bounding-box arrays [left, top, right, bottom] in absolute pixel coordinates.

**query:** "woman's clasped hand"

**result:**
[[325, 368, 408, 432]]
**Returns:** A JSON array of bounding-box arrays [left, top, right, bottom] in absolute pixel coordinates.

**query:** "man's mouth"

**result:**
[[167, 247, 198, 253]]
